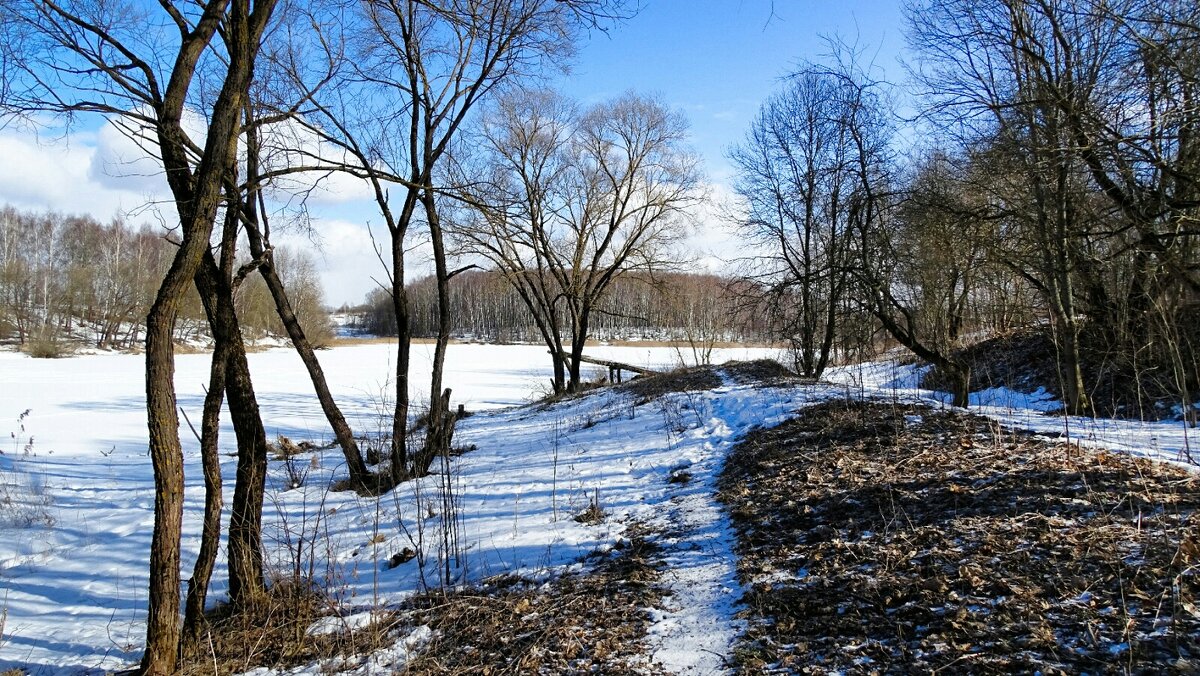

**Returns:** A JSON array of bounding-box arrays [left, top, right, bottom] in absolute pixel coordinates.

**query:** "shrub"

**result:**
[[23, 327, 75, 359]]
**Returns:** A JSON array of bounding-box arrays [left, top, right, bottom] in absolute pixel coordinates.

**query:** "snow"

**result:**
[[642, 376, 841, 674], [1, 346, 1195, 675], [0, 343, 776, 674], [827, 358, 1199, 468]]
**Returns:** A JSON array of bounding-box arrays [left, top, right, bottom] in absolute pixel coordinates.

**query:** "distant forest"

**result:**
[[0, 205, 333, 353], [352, 270, 775, 345], [0, 204, 779, 350]]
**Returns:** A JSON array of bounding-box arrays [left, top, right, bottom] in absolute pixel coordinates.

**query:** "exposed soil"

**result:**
[[623, 364, 723, 401], [620, 359, 798, 402], [721, 359, 802, 387], [719, 399, 1200, 674]]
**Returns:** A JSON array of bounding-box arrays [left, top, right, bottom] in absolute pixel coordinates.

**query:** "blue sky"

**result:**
[[560, 0, 908, 179], [0, 0, 908, 304]]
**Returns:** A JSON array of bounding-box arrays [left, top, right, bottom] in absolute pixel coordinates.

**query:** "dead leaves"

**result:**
[[400, 532, 667, 675], [718, 399, 1200, 673]]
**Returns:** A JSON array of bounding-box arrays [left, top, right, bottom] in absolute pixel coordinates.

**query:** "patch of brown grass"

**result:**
[[401, 531, 667, 675], [180, 579, 399, 675], [721, 359, 798, 386], [719, 399, 1200, 673], [623, 364, 722, 401], [269, 434, 323, 460]]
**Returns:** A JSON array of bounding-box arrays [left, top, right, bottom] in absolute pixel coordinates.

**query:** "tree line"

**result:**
[[0, 205, 334, 352], [731, 0, 1198, 415], [0, 206, 168, 349], [355, 270, 773, 345]]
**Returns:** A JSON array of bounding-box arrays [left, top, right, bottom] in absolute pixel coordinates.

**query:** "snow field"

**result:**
[[1, 346, 1195, 674], [0, 343, 776, 674]]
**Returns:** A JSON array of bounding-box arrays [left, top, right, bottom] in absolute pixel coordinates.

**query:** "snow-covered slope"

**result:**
[[1, 347, 1195, 674], [0, 343, 776, 674]]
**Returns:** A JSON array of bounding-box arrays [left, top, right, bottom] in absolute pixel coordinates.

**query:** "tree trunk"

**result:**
[[868, 295, 972, 408], [418, 191, 455, 471], [567, 311, 589, 393], [416, 388, 456, 477], [137, 0, 275, 667], [257, 250, 370, 483], [181, 337, 227, 657], [945, 360, 971, 409], [551, 349, 567, 394], [1056, 312, 1090, 416], [141, 288, 189, 675], [390, 219, 413, 484], [195, 252, 267, 605], [239, 138, 370, 485]]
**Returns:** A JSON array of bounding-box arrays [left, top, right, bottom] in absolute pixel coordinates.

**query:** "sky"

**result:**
[[0, 0, 908, 306]]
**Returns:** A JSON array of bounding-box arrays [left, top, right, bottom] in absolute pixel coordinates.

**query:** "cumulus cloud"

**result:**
[[273, 216, 408, 305], [679, 180, 747, 272], [87, 118, 171, 195], [0, 127, 169, 219], [257, 119, 378, 206]]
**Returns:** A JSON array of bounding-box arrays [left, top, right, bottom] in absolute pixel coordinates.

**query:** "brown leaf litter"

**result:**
[[398, 528, 668, 675], [718, 399, 1200, 674]]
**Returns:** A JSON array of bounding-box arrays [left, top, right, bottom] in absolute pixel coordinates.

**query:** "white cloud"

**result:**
[[679, 180, 746, 272], [87, 118, 171, 195], [0, 127, 169, 220], [0, 122, 756, 307], [273, 216, 429, 305], [257, 119, 378, 206]]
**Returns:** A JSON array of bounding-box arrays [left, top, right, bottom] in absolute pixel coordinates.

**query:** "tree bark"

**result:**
[[389, 196, 417, 484], [567, 309, 590, 393], [181, 336, 228, 657], [417, 191, 455, 472], [141, 282, 190, 674], [194, 251, 268, 605]]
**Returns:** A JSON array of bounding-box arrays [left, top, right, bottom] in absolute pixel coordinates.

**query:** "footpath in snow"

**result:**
[[1, 345, 1196, 674]]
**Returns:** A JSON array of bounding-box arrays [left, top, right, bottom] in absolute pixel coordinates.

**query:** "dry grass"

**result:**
[[719, 400, 1200, 673], [268, 434, 324, 460], [721, 359, 799, 386], [622, 364, 722, 401], [180, 579, 400, 675], [180, 528, 668, 674], [399, 531, 667, 675], [21, 331, 75, 359]]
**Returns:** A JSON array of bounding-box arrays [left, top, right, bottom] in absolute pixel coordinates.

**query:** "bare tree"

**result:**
[[906, 0, 1102, 413], [729, 69, 855, 378], [240, 107, 374, 486], [0, 0, 279, 670], [270, 0, 628, 479], [785, 47, 979, 406], [454, 89, 702, 392]]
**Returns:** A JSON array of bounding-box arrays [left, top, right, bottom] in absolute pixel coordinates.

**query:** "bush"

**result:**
[[23, 327, 75, 359]]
